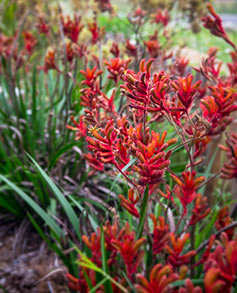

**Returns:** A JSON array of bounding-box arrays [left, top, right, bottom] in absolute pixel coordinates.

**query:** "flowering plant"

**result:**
[[65, 4, 237, 292]]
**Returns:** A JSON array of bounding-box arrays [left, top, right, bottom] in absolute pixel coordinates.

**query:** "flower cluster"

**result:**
[[11, 2, 235, 292]]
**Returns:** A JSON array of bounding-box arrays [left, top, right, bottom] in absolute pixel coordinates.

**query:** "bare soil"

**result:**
[[0, 227, 68, 293]]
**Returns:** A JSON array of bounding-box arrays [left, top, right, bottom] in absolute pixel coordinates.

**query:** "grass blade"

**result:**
[[27, 154, 81, 239], [0, 175, 63, 237]]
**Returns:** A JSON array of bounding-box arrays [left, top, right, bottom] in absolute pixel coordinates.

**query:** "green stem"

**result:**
[[136, 185, 149, 240]]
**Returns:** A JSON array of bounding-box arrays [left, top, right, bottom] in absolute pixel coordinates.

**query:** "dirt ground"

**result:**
[[0, 227, 68, 293]]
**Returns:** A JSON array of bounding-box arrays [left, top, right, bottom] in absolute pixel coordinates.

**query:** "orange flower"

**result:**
[[171, 171, 205, 215], [135, 264, 178, 293], [165, 233, 196, 267]]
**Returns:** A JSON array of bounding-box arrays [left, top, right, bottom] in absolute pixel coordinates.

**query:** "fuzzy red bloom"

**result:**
[[189, 194, 210, 225], [170, 56, 189, 76], [104, 58, 131, 85], [87, 121, 117, 165], [36, 17, 49, 35], [132, 129, 177, 186], [135, 264, 178, 293], [61, 15, 84, 43], [110, 42, 120, 58], [66, 270, 94, 291], [88, 22, 105, 44], [66, 115, 87, 140], [82, 228, 101, 266], [171, 171, 205, 215], [103, 221, 129, 253], [194, 54, 222, 82], [112, 231, 145, 279], [215, 207, 234, 240], [200, 85, 237, 135], [125, 40, 138, 57], [171, 74, 201, 113], [121, 58, 154, 111], [65, 41, 76, 63], [220, 133, 237, 180], [38, 49, 59, 73], [202, 4, 236, 50], [150, 71, 170, 113], [204, 233, 237, 293], [80, 67, 103, 89], [151, 9, 170, 27], [95, 0, 113, 13], [22, 32, 37, 55], [150, 215, 169, 254], [144, 40, 160, 58], [119, 189, 139, 218], [227, 51, 237, 86], [83, 153, 104, 171], [165, 233, 196, 267]]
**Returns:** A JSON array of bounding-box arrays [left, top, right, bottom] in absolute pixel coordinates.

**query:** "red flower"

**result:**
[[82, 228, 101, 266], [65, 41, 76, 63], [204, 233, 237, 293], [170, 56, 189, 76], [189, 194, 210, 225], [112, 230, 145, 279], [132, 129, 177, 186], [119, 188, 139, 218], [194, 53, 222, 82], [151, 9, 170, 27], [150, 215, 169, 254], [125, 40, 138, 58], [171, 74, 201, 113], [135, 264, 178, 293], [88, 22, 105, 44], [103, 221, 129, 253], [171, 171, 205, 215], [66, 270, 94, 291], [61, 15, 84, 43], [121, 58, 154, 111], [150, 71, 170, 113], [165, 233, 196, 267], [80, 67, 103, 89], [66, 115, 87, 140], [200, 85, 237, 135], [95, 0, 113, 13], [36, 17, 49, 36], [220, 133, 237, 180], [215, 207, 234, 240], [83, 153, 104, 172], [144, 40, 160, 58], [110, 42, 120, 58], [22, 32, 37, 55], [202, 4, 236, 50], [86, 121, 117, 165], [38, 49, 59, 73], [104, 58, 131, 85]]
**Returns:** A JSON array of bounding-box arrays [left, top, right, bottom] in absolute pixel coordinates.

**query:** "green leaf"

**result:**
[[172, 279, 203, 287], [100, 227, 113, 293], [27, 154, 81, 239], [27, 213, 75, 273], [0, 175, 62, 237], [75, 247, 128, 293], [68, 195, 98, 232], [90, 277, 109, 293], [48, 141, 82, 170]]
